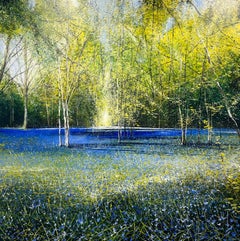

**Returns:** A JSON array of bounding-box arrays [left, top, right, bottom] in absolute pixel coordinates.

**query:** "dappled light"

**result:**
[[1, 0, 240, 240], [0, 128, 240, 240]]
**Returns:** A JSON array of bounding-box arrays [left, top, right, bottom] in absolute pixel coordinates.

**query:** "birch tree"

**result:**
[[10, 36, 40, 129], [53, 1, 99, 146]]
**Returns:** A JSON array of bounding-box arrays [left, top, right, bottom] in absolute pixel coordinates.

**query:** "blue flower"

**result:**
[[191, 189, 198, 195], [76, 216, 84, 225]]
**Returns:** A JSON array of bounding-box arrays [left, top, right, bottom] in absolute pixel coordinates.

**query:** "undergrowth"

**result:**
[[0, 141, 239, 240]]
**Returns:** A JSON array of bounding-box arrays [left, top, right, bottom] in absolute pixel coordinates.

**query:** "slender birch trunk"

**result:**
[[62, 101, 70, 147], [58, 94, 62, 147], [58, 59, 62, 146], [204, 91, 212, 144], [22, 39, 29, 129], [23, 90, 28, 129], [178, 103, 187, 145]]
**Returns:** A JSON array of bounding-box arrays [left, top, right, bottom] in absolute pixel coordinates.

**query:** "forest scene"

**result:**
[[0, 0, 240, 240]]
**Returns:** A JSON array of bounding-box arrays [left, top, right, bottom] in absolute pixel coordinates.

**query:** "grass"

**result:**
[[0, 132, 239, 240]]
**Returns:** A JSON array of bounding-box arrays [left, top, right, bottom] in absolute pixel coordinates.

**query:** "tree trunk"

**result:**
[[206, 112, 213, 144], [65, 102, 70, 147], [57, 58, 62, 146], [45, 103, 50, 126], [58, 96, 62, 147], [45, 88, 50, 126], [204, 92, 212, 144], [117, 78, 122, 143], [23, 91, 28, 129], [22, 39, 29, 129], [178, 103, 187, 145], [62, 101, 70, 147]]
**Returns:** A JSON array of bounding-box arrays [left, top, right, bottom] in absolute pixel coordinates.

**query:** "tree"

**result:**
[[198, 0, 240, 137], [0, 82, 23, 127], [0, 0, 49, 128], [0, 0, 32, 87], [49, 0, 101, 146], [8, 35, 40, 129]]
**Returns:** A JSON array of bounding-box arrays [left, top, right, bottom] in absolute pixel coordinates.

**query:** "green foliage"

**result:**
[[0, 85, 23, 127], [225, 173, 240, 213], [70, 91, 97, 127], [0, 0, 32, 35], [0, 0, 240, 129]]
